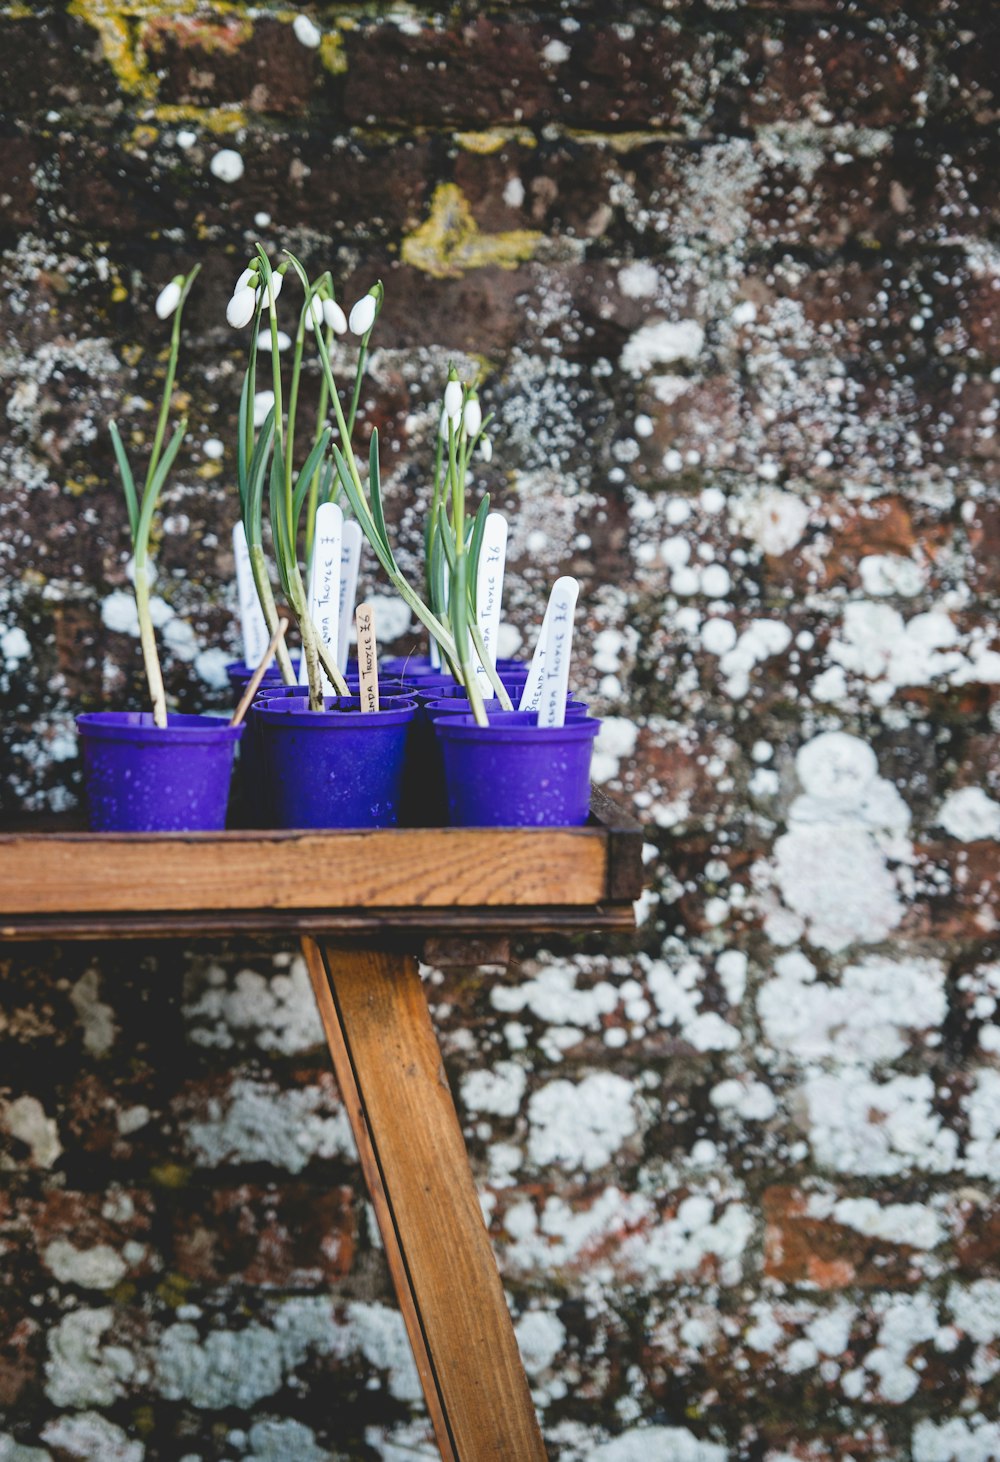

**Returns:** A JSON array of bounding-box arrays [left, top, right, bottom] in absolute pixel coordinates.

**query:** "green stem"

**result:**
[[134, 560, 167, 728], [469, 618, 513, 710], [305, 325, 333, 563], [346, 329, 370, 438], [305, 308, 460, 663], [249, 543, 297, 684]]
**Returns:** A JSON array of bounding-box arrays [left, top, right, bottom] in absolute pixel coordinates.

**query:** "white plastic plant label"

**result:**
[[233, 521, 269, 667], [337, 520, 363, 672], [472, 512, 508, 699], [519, 575, 579, 719], [308, 501, 343, 694]]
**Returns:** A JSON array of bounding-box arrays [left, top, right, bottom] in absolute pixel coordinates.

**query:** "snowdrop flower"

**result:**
[[348, 290, 378, 336], [227, 286, 257, 328], [463, 394, 482, 437], [155, 277, 183, 320], [234, 266, 257, 293], [439, 409, 453, 440], [323, 297, 348, 334], [443, 373, 463, 421], [479, 436, 493, 463], [261, 271, 283, 310], [307, 295, 325, 329]]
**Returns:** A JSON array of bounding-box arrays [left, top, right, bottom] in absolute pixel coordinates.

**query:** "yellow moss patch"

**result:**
[[401, 183, 542, 280], [68, 0, 155, 99], [565, 128, 669, 153], [150, 1161, 190, 1189], [319, 30, 347, 74], [154, 103, 247, 134], [453, 127, 536, 155]]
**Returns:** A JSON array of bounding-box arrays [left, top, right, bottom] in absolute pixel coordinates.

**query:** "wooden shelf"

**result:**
[[0, 787, 643, 941]]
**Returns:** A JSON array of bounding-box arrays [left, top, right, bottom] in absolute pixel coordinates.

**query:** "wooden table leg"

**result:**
[[302, 938, 547, 1462]]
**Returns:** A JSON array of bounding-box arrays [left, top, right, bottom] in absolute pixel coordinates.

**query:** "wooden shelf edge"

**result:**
[[0, 903, 639, 943]]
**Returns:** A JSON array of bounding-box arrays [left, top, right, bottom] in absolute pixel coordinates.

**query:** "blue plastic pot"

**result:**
[[76, 711, 244, 832], [253, 695, 417, 828], [435, 713, 600, 827], [226, 658, 285, 702]]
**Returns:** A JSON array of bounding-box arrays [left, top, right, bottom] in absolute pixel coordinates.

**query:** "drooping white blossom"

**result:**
[[226, 286, 257, 328], [479, 436, 493, 463], [443, 378, 463, 419], [323, 298, 348, 334], [307, 296, 325, 328], [348, 292, 377, 335], [261, 272, 283, 311], [234, 267, 257, 293], [463, 396, 482, 436], [155, 279, 182, 320]]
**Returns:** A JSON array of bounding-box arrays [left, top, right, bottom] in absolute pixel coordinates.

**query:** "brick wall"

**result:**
[[1, 4, 999, 1459]]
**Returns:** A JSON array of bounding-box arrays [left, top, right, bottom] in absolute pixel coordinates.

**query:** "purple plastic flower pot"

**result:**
[[76, 711, 244, 832], [435, 713, 600, 827], [425, 695, 590, 721], [225, 658, 284, 702], [253, 695, 417, 828], [400, 705, 538, 828]]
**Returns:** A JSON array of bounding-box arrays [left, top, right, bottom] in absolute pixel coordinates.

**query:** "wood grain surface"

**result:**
[[0, 825, 609, 914], [306, 938, 548, 1461]]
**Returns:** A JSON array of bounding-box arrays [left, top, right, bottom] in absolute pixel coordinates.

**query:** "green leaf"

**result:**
[[134, 419, 186, 559], [467, 495, 491, 616], [109, 421, 138, 542], [368, 429, 399, 573], [318, 460, 335, 507], [438, 513, 458, 574], [236, 370, 250, 516], [292, 428, 332, 536], [246, 410, 275, 548]]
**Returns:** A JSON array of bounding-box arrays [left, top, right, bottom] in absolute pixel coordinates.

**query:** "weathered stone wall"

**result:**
[[2, 3, 999, 1459]]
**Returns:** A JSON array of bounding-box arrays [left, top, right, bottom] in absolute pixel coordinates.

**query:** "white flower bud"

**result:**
[[323, 298, 348, 334], [439, 409, 452, 440], [234, 267, 257, 293], [463, 397, 482, 436], [443, 379, 463, 419], [479, 436, 493, 463], [226, 286, 257, 328], [155, 280, 182, 320], [349, 292, 377, 335], [260, 272, 283, 311], [307, 296, 325, 328]]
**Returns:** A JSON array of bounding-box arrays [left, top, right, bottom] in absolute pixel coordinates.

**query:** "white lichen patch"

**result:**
[[45, 1308, 136, 1407], [758, 953, 946, 1067], [803, 1072, 958, 1176], [935, 787, 1000, 842], [183, 955, 324, 1055], [43, 1239, 128, 1290], [912, 1415, 1000, 1462], [823, 601, 1000, 706], [184, 1077, 353, 1173], [2, 1095, 62, 1169], [760, 731, 912, 952], [69, 968, 116, 1057], [460, 1061, 527, 1118], [41, 1413, 143, 1462], [589, 1425, 727, 1461], [527, 1072, 640, 1172], [157, 1297, 339, 1410], [620, 319, 705, 375]]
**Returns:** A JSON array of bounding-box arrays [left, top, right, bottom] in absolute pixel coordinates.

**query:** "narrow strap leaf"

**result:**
[[135, 419, 186, 558], [109, 421, 139, 542], [292, 428, 332, 533], [438, 513, 458, 573], [368, 429, 399, 574], [467, 494, 491, 616], [318, 459, 336, 507], [236, 369, 250, 515], [247, 412, 275, 548], [268, 441, 292, 598]]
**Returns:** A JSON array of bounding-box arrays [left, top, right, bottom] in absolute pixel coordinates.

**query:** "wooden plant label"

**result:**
[[337, 521, 364, 672], [536, 576, 578, 727], [473, 512, 508, 699], [355, 602, 379, 713], [308, 502, 343, 694], [233, 522, 269, 667], [519, 576, 579, 716]]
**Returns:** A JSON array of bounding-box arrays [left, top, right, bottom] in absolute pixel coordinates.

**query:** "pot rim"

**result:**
[[76, 711, 244, 744]]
